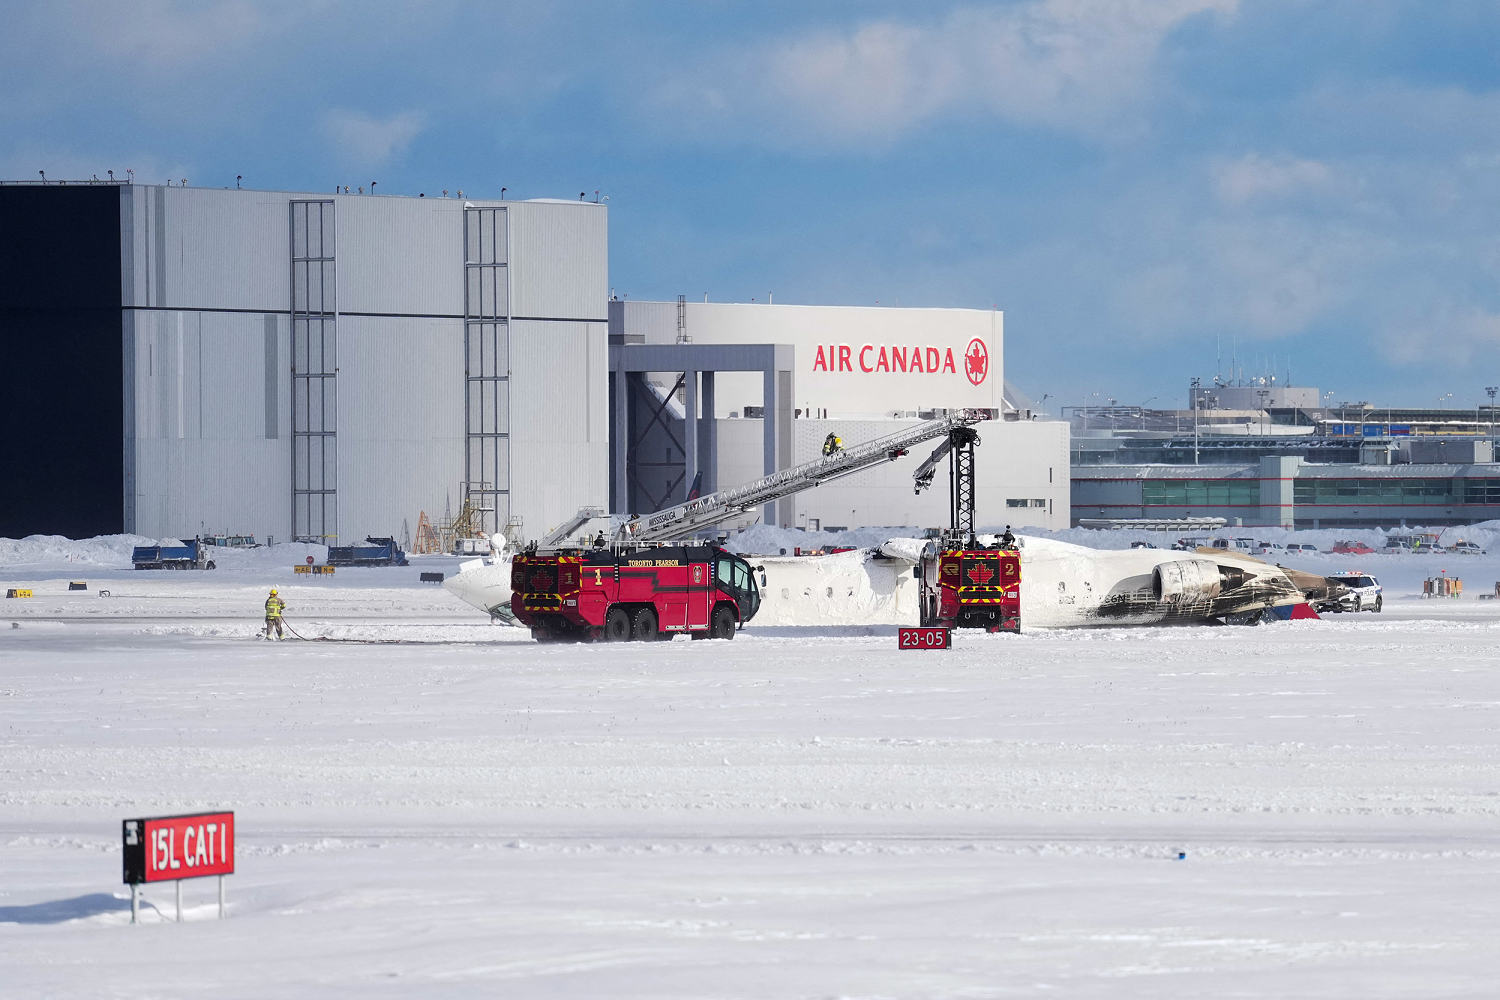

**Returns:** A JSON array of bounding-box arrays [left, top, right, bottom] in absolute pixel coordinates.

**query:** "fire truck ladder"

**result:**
[[912, 424, 980, 545], [615, 408, 992, 544]]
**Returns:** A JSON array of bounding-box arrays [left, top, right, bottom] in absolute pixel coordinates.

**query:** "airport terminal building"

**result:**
[[1, 180, 1068, 543], [1070, 393, 1500, 528]]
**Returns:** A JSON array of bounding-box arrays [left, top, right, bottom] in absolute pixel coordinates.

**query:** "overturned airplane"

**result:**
[[444, 534, 1346, 629]]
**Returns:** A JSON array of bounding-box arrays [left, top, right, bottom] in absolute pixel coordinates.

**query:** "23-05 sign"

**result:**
[[898, 627, 951, 649]]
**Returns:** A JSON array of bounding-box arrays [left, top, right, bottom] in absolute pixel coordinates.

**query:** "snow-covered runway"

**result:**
[[5, 543, 1500, 996]]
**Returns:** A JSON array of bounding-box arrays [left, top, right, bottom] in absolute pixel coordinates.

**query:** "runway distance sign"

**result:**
[[122, 811, 235, 884], [898, 627, 951, 649]]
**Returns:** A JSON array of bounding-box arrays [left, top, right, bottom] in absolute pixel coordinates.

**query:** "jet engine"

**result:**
[[1152, 559, 1252, 607]]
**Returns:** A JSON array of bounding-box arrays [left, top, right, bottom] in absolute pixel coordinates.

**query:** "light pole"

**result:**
[[1139, 396, 1158, 430], [1487, 386, 1497, 447], [1257, 389, 1270, 436], [1191, 378, 1201, 465]]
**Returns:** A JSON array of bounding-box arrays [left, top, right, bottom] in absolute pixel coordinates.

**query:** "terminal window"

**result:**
[[1142, 480, 1259, 506], [1294, 478, 1457, 506]]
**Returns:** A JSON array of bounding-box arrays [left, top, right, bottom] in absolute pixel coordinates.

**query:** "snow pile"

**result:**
[[752, 549, 916, 626], [0, 534, 152, 569], [726, 523, 924, 556]]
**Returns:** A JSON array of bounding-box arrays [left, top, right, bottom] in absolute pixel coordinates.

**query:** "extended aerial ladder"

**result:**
[[912, 424, 981, 546], [540, 408, 993, 547]]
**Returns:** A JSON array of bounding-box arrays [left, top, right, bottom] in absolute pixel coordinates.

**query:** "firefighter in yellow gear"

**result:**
[[264, 587, 287, 640], [822, 432, 843, 457]]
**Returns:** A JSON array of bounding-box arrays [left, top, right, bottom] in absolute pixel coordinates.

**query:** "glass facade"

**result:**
[[1464, 478, 1500, 505], [1294, 478, 1456, 506], [1141, 480, 1259, 506]]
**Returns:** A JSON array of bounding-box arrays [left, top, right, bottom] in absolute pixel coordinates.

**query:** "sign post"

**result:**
[[122, 811, 235, 923]]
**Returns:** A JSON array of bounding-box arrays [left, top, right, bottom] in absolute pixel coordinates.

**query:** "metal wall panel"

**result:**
[[120, 187, 289, 312], [507, 319, 608, 539], [119, 185, 474, 316], [128, 310, 292, 539], [334, 315, 466, 542], [507, 202, 607, 321], [336, 195, 464, 316]]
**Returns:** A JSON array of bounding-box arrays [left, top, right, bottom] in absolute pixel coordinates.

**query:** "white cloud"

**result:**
[[67, 0, 275, 68], [650, 0, 1237, 144], [1378, 305, 1500, 369], [1213, 153, 1332, 206], [321, 109, 427, 166]]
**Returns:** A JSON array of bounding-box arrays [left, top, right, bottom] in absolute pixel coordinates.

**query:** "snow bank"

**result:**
[[0, 534, 152, 568], [753, 549, 916, 626]]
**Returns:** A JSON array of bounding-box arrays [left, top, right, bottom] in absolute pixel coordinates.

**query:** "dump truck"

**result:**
[[131, 538, 216, 570], [326, 536, 409, 567]]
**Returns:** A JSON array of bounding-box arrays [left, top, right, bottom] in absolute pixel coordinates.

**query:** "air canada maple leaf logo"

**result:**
[[966, 562, 996, 585], [964, 338, 988, 386]]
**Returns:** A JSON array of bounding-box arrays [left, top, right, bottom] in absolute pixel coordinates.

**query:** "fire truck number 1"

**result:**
[[153, 822, 227, 873], [898, 627, 951, 649]]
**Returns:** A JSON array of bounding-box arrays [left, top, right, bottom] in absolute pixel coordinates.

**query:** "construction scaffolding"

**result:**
[[414, 483, 521, 555]]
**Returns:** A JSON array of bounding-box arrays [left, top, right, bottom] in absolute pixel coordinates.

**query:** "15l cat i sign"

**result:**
[[123, 811, 235, 883]]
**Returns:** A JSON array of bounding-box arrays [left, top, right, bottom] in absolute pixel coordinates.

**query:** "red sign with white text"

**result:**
[[123, 811, 235, 884], [898, 627, 951, 649]]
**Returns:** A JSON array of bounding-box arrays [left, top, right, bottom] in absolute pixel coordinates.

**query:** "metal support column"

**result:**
[[763, 368, 778, 526], [700, 371, 716, 495], [683, 369, 698, 503], [612, 364, 629, 511]]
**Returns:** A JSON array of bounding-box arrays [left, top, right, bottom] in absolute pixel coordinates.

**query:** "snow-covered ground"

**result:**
[[5, 531, 1500, 996]]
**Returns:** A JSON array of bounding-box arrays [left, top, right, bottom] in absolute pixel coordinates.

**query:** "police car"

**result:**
[[1318, 572, 1383, 613]]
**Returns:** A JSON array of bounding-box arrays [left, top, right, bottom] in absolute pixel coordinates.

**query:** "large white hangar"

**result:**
[[2, 179, 1067, 544], [0, 181, 608, 544], [608, 300, 1070, 532]]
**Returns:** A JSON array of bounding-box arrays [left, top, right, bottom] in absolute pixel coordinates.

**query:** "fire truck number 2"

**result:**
[[153, 821, 229, 873]]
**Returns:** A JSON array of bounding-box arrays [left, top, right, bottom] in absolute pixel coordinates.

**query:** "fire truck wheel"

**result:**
[[632, 607, 661, 641], [603, 607, 633, 642], [710, 605, 737, 640]]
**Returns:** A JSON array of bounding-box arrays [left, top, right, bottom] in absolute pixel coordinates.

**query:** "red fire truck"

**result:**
[[909, 423, 1020, 632], [916, 545, 1021, 632], [511, 544, 764, 642]]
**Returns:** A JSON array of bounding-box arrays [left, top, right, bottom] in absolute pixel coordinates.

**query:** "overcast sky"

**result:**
[[6, 0, 1499, 412]]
